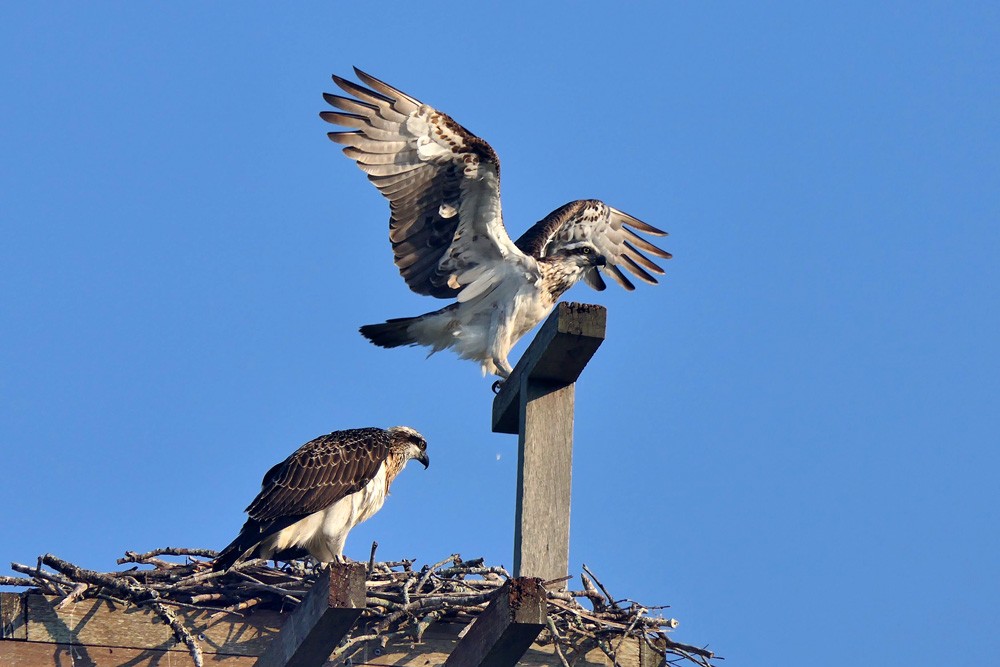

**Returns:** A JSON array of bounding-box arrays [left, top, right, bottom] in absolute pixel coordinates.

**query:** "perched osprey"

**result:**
[[213, 426, 429, 571], [322, 69, 671, 379]]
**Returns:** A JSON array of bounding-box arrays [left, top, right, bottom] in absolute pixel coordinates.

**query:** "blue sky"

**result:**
[[2, 3, 998, 664]]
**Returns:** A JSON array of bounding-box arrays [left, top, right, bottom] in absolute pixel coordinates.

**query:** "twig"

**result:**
[[148, 598, 204, 667], [582, 563, 619, 610], [330, 632, 380, 661], [412, 610, 442, 643], [580, 573, 607, 610], [0, 575, 36, 587], [54, 582, 89, 610], [613, 605, 646, 660], [546, 617, 573, 667], [417, 553, 459, 592], [117, 547, 218, 564], [11, 562, 72, 595], [368, 541, 379, 577]]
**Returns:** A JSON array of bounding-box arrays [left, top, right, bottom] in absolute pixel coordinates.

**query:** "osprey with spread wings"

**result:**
[[322, 69, 671, 379]]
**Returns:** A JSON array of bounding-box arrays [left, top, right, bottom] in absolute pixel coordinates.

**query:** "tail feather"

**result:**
[[360, 317, 420, 348], [213, 522, 263, 572], [213, 539, 253, 572]]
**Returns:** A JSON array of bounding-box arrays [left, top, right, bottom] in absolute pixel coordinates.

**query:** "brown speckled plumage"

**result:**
[[321, 69, 671, 377], [214, 426, 428, 571]]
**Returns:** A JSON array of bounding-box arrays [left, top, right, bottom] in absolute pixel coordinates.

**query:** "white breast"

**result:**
[[261, 463, 389, 563]]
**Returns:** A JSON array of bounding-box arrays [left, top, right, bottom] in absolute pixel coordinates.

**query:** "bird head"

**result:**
[[538, 242, 610, 299], [388, 425, 430, 468]]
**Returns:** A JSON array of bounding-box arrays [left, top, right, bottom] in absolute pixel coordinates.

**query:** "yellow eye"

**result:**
[[582, 247, 592, 254]]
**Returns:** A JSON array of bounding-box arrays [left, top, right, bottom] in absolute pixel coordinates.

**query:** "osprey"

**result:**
[[213, 426, 429, 571], [321, 69, 671, 379]]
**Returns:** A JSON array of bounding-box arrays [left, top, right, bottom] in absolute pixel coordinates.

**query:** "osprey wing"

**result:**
[[516, 200, 672, 291], [246, 428, 391, 524], [322, 68, 526, 300]]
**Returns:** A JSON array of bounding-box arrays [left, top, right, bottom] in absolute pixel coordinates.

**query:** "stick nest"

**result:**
[[3, 547, 718, 667]]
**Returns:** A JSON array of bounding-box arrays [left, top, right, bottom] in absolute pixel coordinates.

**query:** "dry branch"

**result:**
[[4, 546, 719, 667]]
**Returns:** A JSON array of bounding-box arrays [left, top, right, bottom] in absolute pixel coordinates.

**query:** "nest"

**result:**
[[2, 547, 718, 667]]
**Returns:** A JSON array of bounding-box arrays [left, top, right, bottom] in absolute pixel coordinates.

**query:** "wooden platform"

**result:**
[[1, 590, 658, 666]]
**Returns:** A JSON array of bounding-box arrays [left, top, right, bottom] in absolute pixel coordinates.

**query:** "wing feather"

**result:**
[[321, 94, 397, 131], [610, 207, 667, 236], [515, 200, 671, 292], [330, 133, 411, 154], [322, 69, 527, 299], [370, 169, 434, 191], [318, 112, 401, 141], [624, 228, 673, 258], [331, 75, 411, 122], [605, 265, 637, 291], [246, 428, 391, 524], [355, 161, 426, 177], [620, 255, 659, 284], [344, 148, 421, 166], [623, 241, 666, 274], [352, 67, 422, 111]]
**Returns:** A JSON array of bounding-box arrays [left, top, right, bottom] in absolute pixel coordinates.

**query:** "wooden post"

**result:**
[[444, 577, 547, 667], [492, 302, 607, 583], [253, 563, 365, 667]]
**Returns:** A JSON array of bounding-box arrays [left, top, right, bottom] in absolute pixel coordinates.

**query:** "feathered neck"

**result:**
[[385, 451, 410, 484], [538, 258, 588, 300]]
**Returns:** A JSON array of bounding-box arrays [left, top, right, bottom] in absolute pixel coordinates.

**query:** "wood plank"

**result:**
[[253, 563, 365, 667], [445, 577, 547, 667], [492, 302, 606, 434], [3, 616, 656, 667], [514, 381, 575, 582], [25, 594, 282, 656], [640, 636, 663, 667], [2, 592, 26, 640], [0, 639, 258, 666], [342, 621, 653, 667]]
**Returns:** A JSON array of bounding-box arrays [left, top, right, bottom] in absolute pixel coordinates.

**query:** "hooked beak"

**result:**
[[417, 452, 430, 469], [594, 255, 608, 267]]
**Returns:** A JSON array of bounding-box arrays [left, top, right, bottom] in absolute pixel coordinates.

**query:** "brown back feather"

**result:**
[[246, 427, 392, 524]]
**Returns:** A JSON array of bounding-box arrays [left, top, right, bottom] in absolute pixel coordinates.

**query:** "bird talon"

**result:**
[[491, 380, 504, 394]]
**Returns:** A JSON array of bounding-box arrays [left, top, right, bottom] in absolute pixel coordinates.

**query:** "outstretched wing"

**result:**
[[321, 68, 527, 300], [247, 427, 391, 524], [515, 200, 672, 291]]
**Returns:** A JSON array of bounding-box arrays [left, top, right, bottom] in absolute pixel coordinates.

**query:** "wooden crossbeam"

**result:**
[[444, 577, 547, 667], [492, 302, 607, 583], [253, 563, 365, 667], [492, 302, 607, 435]]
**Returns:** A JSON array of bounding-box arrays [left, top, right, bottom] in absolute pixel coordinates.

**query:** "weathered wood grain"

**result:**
[[0, 640, 259, 666], [492, 302, 607, 434], [24, 594, 282, 656], [1, 592, 26, 640], [3, 609, 658, 666], [444, 577, 546, 667], [515, 380, 575, 583], [253, 563, 364, 667], [345, 621, 654, 667]]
